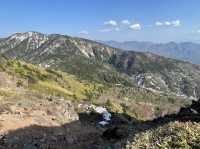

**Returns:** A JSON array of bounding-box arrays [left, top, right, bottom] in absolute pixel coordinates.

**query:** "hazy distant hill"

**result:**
[[101, 40, 200, 64]]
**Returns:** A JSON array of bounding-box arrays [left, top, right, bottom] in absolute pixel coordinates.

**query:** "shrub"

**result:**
[[106, 99, 123, 113], [128, 121, 200, 148]]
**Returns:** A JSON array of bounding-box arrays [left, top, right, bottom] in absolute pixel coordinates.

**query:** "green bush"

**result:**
[[128, 122, 200, 149], [106, 99, 124, 113]]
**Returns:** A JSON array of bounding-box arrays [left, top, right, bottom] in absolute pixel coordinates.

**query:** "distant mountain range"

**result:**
[[101, 40, 200, 64], [1, 32, 200, 99]]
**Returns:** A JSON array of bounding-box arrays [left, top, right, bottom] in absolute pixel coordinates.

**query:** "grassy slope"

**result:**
[[0, 56, 190, 120], [0, 59, 104, 101], [127, 121, 200, 149], [98, 87, 190, 120], [1, 56, 200, 149]]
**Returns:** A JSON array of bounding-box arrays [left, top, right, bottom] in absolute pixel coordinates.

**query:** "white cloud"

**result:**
[[129, 23, 141, 30], [197, 30, 200, 33], [172, 20, 181, 27], [99, 28, 113, 32], [155, 20, 181, 27], [155, 21, 163, 26], [79, 30, 89, 35], [104, 20, 117, 26], [165, 21, 171, 26], [121, 20, 130, 25]]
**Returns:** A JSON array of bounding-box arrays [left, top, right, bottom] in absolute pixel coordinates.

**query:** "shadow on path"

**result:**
[[1, 100, 200, 149]]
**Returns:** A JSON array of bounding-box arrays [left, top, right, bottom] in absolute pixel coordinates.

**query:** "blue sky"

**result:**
[[0, 0, 200, 42]]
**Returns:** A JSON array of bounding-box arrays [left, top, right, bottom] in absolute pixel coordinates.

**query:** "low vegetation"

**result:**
[[98, 87, 190, 120], [0, 59, 104, 101], [0, 57, 190, 121], [127, 121, 200, 149], [0, 56, 199, 149]]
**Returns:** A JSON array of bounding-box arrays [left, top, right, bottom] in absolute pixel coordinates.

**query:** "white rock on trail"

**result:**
[[94, 106, 112, 126]]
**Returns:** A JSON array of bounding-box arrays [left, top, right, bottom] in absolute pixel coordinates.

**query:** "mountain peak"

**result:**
[[9, 31, 46, 41], [5, 31, 48, 50]]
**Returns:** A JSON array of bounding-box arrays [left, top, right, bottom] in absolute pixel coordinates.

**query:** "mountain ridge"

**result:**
[[101, 40, 200, 64], [1, 32, 200, 99]]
